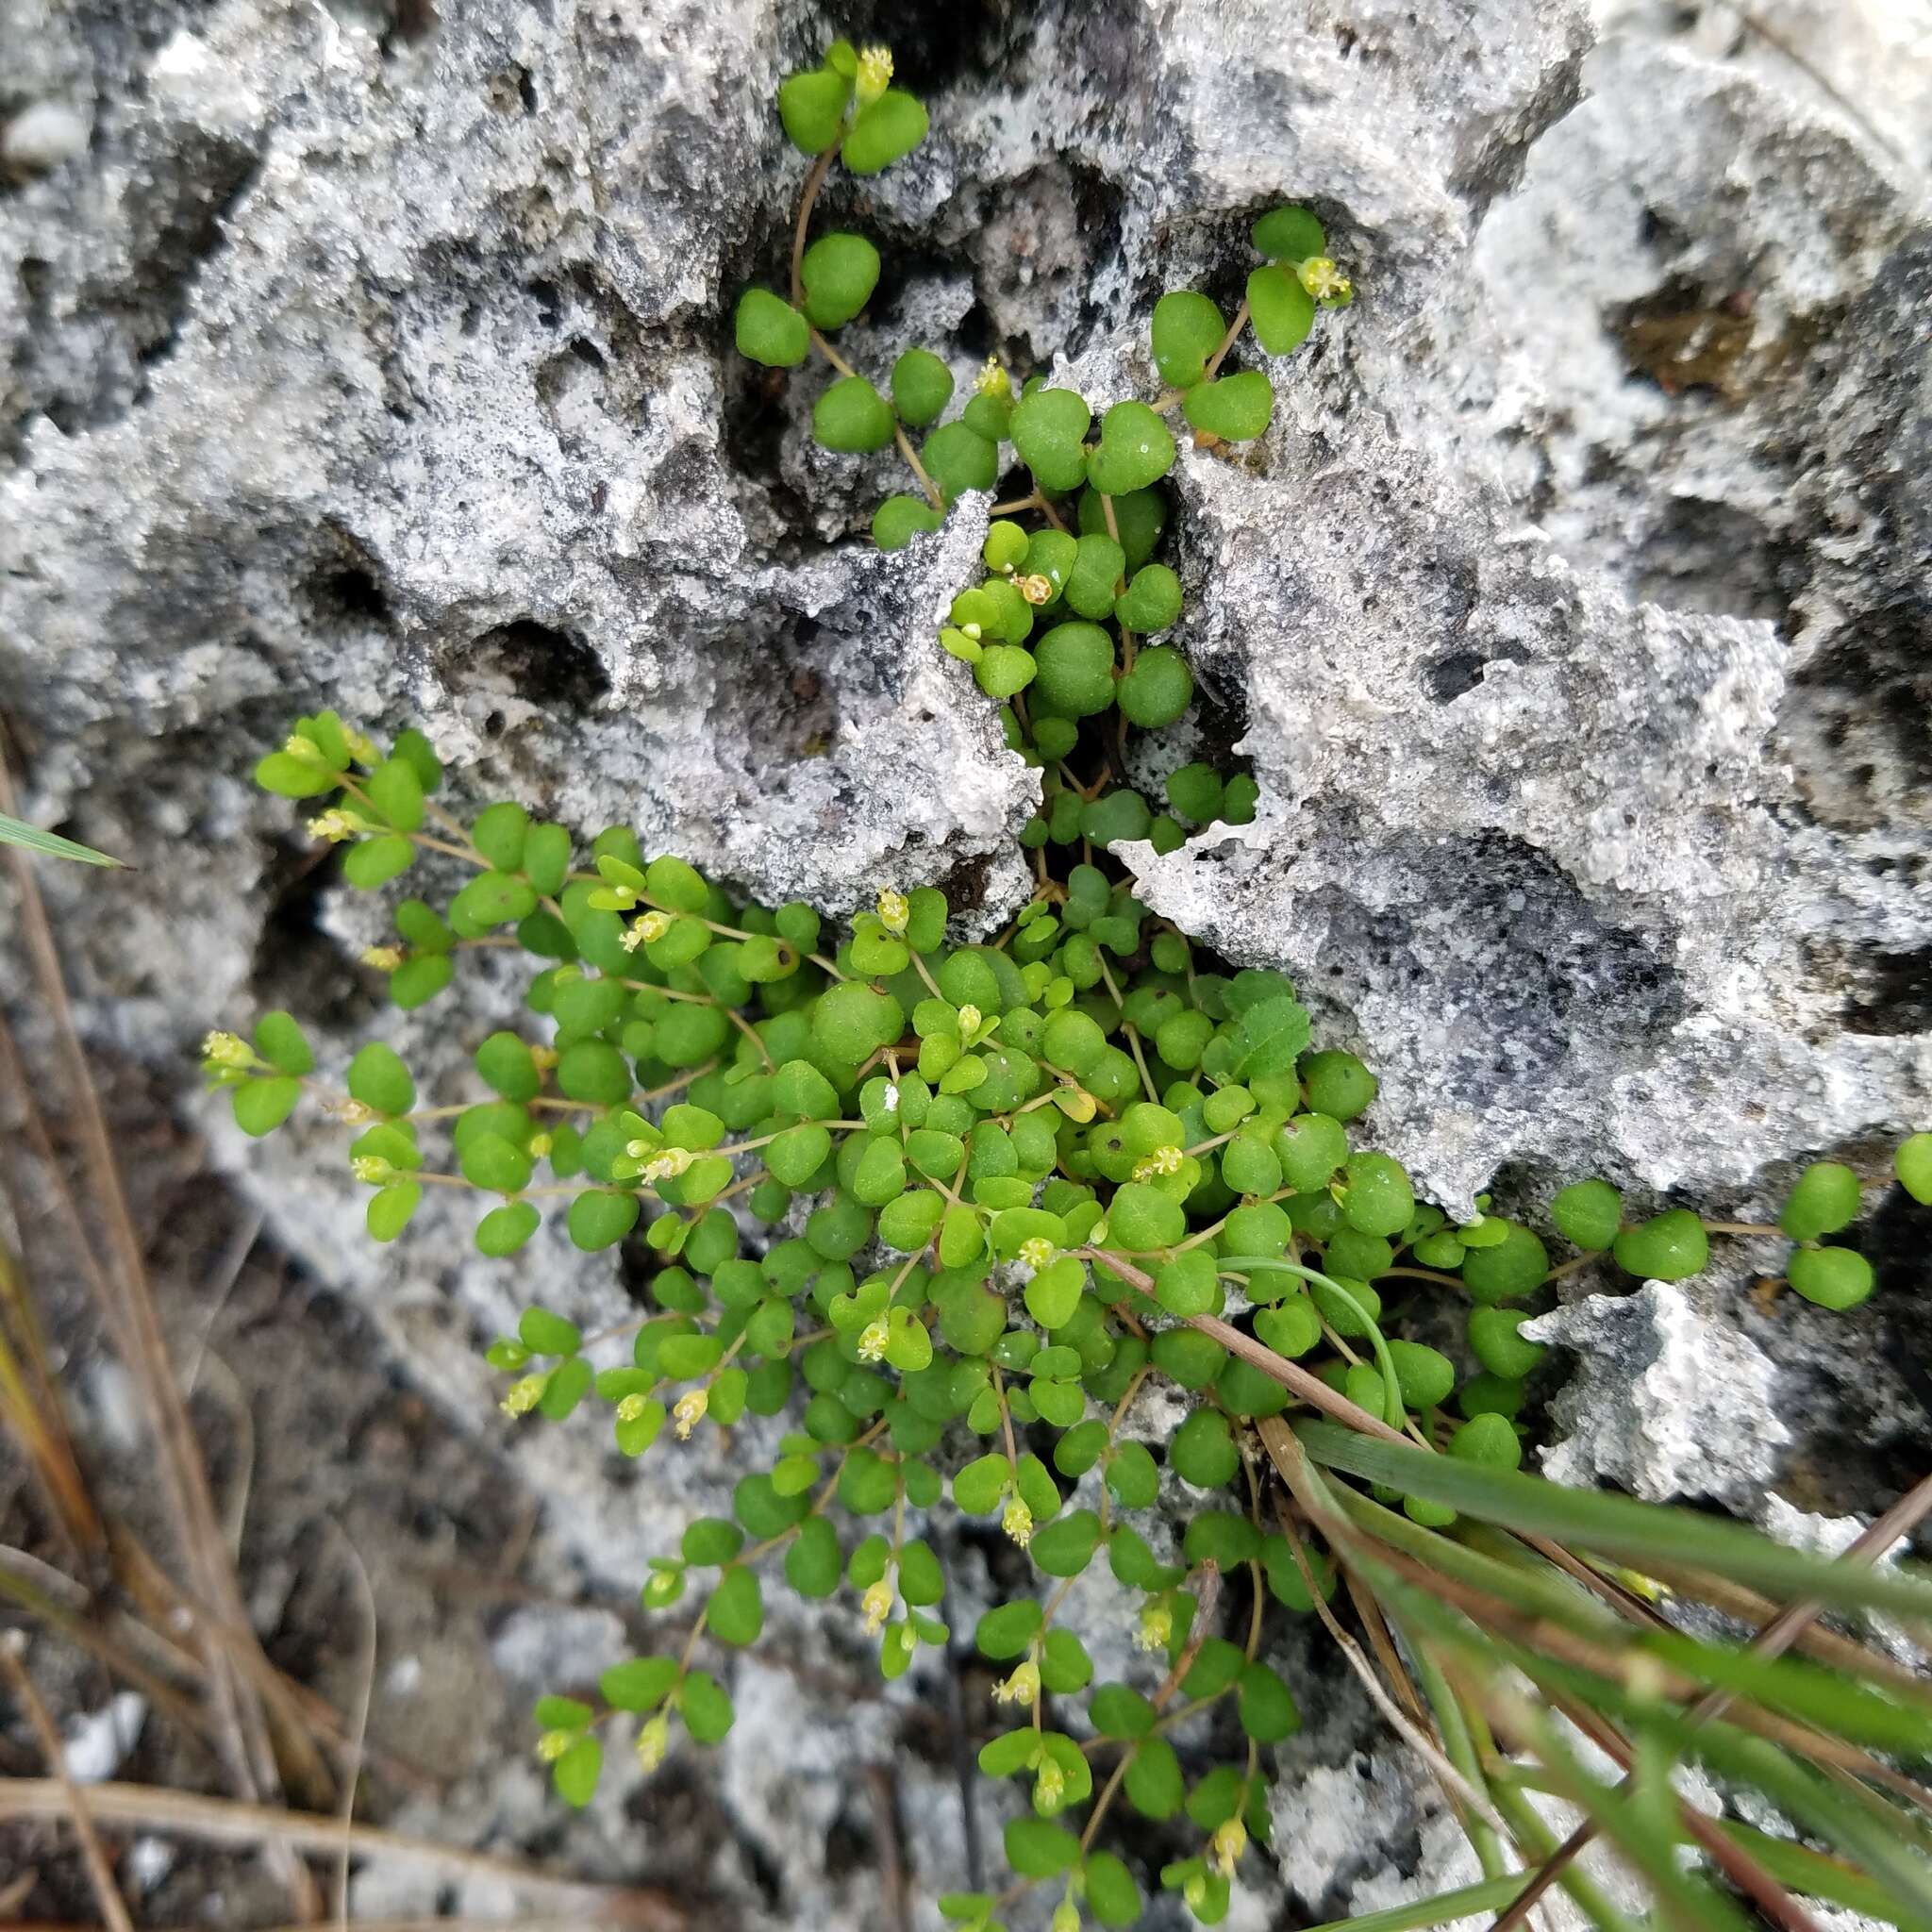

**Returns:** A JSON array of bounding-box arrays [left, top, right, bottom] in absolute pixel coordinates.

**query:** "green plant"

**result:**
[[209, 42, 1932, 1932]]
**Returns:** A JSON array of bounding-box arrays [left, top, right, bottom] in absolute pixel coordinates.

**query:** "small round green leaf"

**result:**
[[1183, 370, 1274, 441], [735, 288, 809, 367]]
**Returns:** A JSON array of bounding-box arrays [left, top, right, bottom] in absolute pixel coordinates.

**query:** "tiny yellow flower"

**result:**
[[991, 1659, 1040, 1706], [201, 1030, 253, 1069], [306, 808, 363, 843], [673, 1388, 708, 1439], [359, 944, 405, 973], [535, 1728, 574, 1763], [527, 1131, 553, 1158], [1209, 1816, 1247, 1878], [956, 1002, 982, 1036], [857, 1317, 891, 1364], [634, 1712, 670, 1773], [350, 1155, 392, 1185], [641, 1146, 695, 1184], [1133, 1144, 1183, 1180], [622, 909, 674, 952], [1297, 256, 1351, 302], [1134, 1601, 1172, 1653], [855, 43, 893, 106], [343, 728, 381, 764], [500, 1374, 548, 1418], [1001, 1495, 1034, 1548], [876, 887, 909, 935], [282, 731, 328, 764], [861, 1576, 894, 1635], [529, 1044, 560, 1072], [1034, 1757, 1065, 1809], [975, 356, 1011, 401], [1017, 1236, 1057, 1273], [333, 1098, 376, 1125], [960, 621, 983, 641], [1017, 573, 1055, 606], [615, 1392, 650, 1424]]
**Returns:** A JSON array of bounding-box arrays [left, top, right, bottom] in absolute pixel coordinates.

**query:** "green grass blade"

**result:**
[[1483, 1774, 1645, 1932], [1367, 1559, 1932, 1932], [0, 812, 125, 867], [1293, 1420, 1932, 1624], [1360, 1493, 1932, 1755], [1641, 1626, 1932, 1757], [1507, 1702, 1759, 1932], [1297, 1873, 1527, 1932], [1719, 1816, 1918, 1923], [1331, 1486, 1626, 1635], [1403, 1637, 1508, 1879]]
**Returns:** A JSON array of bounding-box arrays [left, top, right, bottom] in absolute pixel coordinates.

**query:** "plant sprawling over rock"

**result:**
[[215, 40, 1932, 1932]]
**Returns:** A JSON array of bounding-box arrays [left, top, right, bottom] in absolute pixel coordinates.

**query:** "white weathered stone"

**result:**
[[3, 100, 90, 174], [1524, 1278, 1791, 1504]]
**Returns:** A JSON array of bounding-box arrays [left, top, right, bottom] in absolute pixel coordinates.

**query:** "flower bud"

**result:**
[[1001, 1495, 1034, 1548], [991, 1659, 1040, 1706], [500, 1374, 548, 1418], [634, 1712, 670, 1772]]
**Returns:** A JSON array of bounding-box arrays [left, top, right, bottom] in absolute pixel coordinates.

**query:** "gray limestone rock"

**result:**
[[5, 0, 1931, 1923], [1124, 20, 1932, 1212]]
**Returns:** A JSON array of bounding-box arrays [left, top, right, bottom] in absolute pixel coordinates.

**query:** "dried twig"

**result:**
[[864, 1762, 912, 1932], [330, 1524, 379, 1929], [0, 1779, 688, 1926], [0, 1635, 138, 1932], [1258, 1431, 1509, 1839]]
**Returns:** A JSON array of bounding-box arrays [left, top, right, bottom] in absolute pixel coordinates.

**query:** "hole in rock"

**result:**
[[468, 618, 611, 712], [817, 0, 1038, 92], [299, 545, 394, 633], [1837, 947, 1932, 1039], [1783, 603, 1932, 833], [1423, 649, 1491, 703]]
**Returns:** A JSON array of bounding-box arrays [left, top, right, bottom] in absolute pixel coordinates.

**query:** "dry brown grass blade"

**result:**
[[0, 741, 318, 1913], [1484, 1468, 1932, 1932], [0, 1550, 214, 1744], [864, 1762, 912, 1932], [0, 1779, 689, 1927], [1535, 1685, 1830, 1932], [1260, 1432, 1508, 1837], [107, 1524, 400, 1803], [1347, 1503, 1932, 1798], [328, 1525, 379, 1930], [0, 1636, 138, 1932], [22, 1921, 641, 1932], [0, 1229, 108, 1568], [1642, 1561, 1932, 1699], [1339, 1561, 1427, 1727]]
